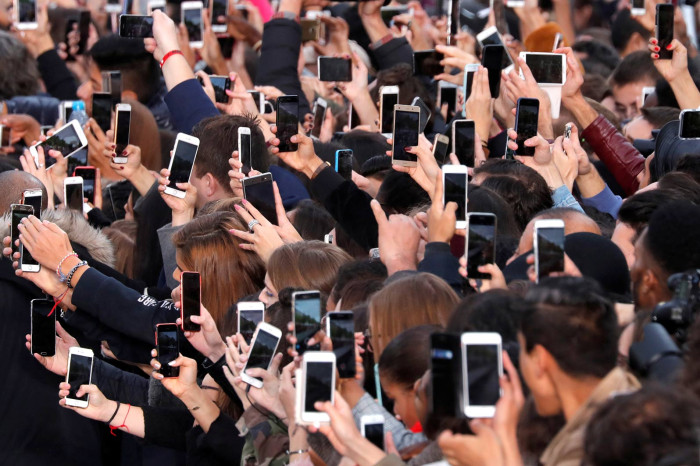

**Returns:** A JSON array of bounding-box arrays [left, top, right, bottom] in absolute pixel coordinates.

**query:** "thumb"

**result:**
[[76, 384, 99, 398], [370, 199, 387, 227], [244, 367, 271, 380]]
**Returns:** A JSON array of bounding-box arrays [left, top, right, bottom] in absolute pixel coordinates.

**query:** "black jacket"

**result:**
[[36, 49, 79, 101]]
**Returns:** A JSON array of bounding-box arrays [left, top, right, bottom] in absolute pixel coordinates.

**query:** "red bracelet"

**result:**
[[160, 50, 183, 69], [49, 287, 70, 317], [109, 403, 131, 437]]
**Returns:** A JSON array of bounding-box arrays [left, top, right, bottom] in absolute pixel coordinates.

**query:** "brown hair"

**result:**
[[172, 211, 266, 329], [267, 241, 351, 299], [369, 273, 459, 358], [102, 220, 137, 278]]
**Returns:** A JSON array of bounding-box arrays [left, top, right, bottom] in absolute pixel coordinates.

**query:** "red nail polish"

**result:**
[[654, 46, 660, 52], [654, 53, 659, 59], [666, 44, 673, 50]]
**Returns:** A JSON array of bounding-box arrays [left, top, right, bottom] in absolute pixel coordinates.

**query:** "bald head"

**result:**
[[516, 208, 601, 258], [0, 171, 48, 215]]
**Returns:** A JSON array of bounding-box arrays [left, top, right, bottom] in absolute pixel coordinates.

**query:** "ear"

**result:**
[[626, 32, 645, 55], [202, 172, 219, 197], [532, 344, 553, 378]]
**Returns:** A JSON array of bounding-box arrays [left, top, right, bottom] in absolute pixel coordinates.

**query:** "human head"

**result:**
[[290, 200, 335, 241], [0, 171, 48, 215], [369, 273, 458, 357], [573, 41, 620, 76], [171, 211, 266, 328], [191, 114, 269, 209], [0, 31, 39, 99], [467, 185, 522, 238], [515, 207, 601, 258], [610, 9, 651, 57], [580, 74, 615, 110], [519, 277, 618, 417], [328, 258, 387, 310], [623, 107, 680, 142], [340, 130, 391, 167], [101, 220, 137, 278], [676, 154, 700, 185], [478, 175, 553, 232], [376, 171, 431, 215], [608, 52, 661, 121]]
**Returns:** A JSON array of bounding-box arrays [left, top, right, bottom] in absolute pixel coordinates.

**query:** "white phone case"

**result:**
[[65, 347, 94, 408]]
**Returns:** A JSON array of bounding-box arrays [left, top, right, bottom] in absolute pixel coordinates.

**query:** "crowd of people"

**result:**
[[2, 0, 700, 463]]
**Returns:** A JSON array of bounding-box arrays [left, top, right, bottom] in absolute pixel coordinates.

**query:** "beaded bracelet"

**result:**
[[66, 261, 88, 289], [56, 252, 78, 282]]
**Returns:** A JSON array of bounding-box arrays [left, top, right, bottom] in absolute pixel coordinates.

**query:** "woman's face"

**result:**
[[258, 273, 278, 307], [382, 379, 420, 429]]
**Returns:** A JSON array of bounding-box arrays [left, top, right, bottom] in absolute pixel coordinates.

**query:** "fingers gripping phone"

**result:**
[[300, 351, 336, 424], [180, 271, 201, 332], [31, 299, 56, 356], [335, 149, 353, 181], [514, 98, 539, 156], [241, 172, 277, 225], [65, 347, 94, 408], [156, 323, 180, 378], [165, 133, 200, 199], [201, 75, 231, 104], [293, 290, 322, 355], [238, 127, 253, 173], [73, 167, 96, 205], [64, 176, 84, 212], [276, 95, 299, 152], [379, 86, 399, 138], [237, 302, 265, 346], [392, 105, 420, 168], [656, 4, 674, 60], [29, 120, 88, 169], [113, 103, 131, 163], [326, 311, 356, 379], [361, 414, 385, 450], [461, 332, 503, 418], [466, 213, 497, 279], [443, 166, 468, 229], [534, 219, 565, 282], [12, 204, 40, 272], [241, 322, 282, 388]]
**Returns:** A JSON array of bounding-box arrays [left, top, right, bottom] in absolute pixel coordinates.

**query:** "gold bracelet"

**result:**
[[311, 161, 331, 180]]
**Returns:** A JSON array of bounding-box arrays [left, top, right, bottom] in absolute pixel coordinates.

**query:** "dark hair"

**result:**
[[467, 185, 522, 237], [370, 63, 434, 120], [338, 279, 384, 309], [657, 171, 700, 197], [644, 201, 700, 276], [331, 259, 388, 305], [360, 155, 393, 179], [676, 154, 700, 185], [192, 114, 269, 192], [291, 200, 335, 241], [682, 317, 700, 401], [580, 73, 614, 103], [376, 171, 431, 215], [0, 31, 40, 99], [609, 51, 661, 88], [340, 131, 391, 168], [448, 289, 530, 343], [573, 41, 620, 76], [522, 277, 618, 378], [479, 176, 553, 231], [312, 140, 347, 166], [617, 188, 691, 233], [610, 9, 650, 52], [583, 385, 700, 466], [378, 325, 442, 389], [640, 106, 681, 128]]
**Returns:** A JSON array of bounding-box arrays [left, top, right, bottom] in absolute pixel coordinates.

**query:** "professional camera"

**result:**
[[651, 269, 700, 345], [629, 323, 684, 382]]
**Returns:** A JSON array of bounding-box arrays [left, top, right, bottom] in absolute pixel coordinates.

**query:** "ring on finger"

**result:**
[[247, 219, 260, 232]]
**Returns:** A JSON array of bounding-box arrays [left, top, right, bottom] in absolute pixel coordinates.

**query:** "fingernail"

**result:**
[[654, 46, 660, 52], [168, 360, 177, 366], [651, 38, 657, 44], [154, 362, 161, 369], [121, 150, 127, 156], [241, 199, 248, 205], [234, 204, 241, 210], [666, 44, 673, 50], [654, 53, 659, 59]]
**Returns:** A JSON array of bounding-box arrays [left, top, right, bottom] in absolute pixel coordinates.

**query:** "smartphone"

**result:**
[[73, 167, 96, 205], [156, 323, 180, 378], [293, 290, 322, 355], [361, 414, 385, 450], [413, 49, 444, 77], [520, 52, 566, 85], [631, 0, 645, 15], [379, 86, 399, 138], [105, 0, 122, 13], [113, 103, 131, 163], [514, 98, 539, 156], [452, 119, 475, 167], [40, 125, 53, 137], [148, 0, 166, 13], [118, 14, 154, 38], [242, 172, 277, 224], [247, 90, 266, 114], [642, 86, 655, 106], [102, 71, 122, 107], [466, 213, 496, 279], [461, 332, 503, 418], [656, 4, 674, 60], [679, 109, 700, 139], [276, 95, 299, 152], [237, 302, 265, 346], [326, 311, 355, 379], [31, 299, 55, 356], [443, 166, 468, 229], [411, 96, 431, 134], [13, 0, 37, 29], [300, 18, 320, 42], [335, 149, 353, 181], [64, 176, 84, 212], [463, 64, 479, 104], [392, 105, 420, 168], [234, 3, 248, 19], [30, 120, 88, 169], [10, 204, 32, 255], [165, 133, 200, 198], [476, 26, 504, 48], [199, 75, 231, 103], [481, 45, 505, 98], [564, 123, 572, 139], [0, 125, 10, 147], [211, 0, 228, 33], [238, 127, 252, 173], [433, 134, 450, 165], [180, 271, 201, 332], [380, 5, 410, 26], [300, 351, 336, 424], [324, 233, 333, 244], [311, 98, 327, 139], [59, 100, 76, 123], [91, 92, 112, 134], [68, 10, 90, 56], [430, 332, 462, 418], [182, 1, 204, 48], [438, 81, 458, 119], [240, 322, 282, 388], [534, 219, 565, 282], [22, 189, 42, 219], [318, 57, 352, 82], [65, 347, 94, 408]]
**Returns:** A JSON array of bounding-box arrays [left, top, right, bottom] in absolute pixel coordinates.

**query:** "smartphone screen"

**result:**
[[31, 299, 55, 356], [76, 11, 90, 54], [466, 214, 496, 279], [239, 131, 252, 172], [168, 139, 198, 189], [465, 343, 500, 407], [380, 92, 398, 134], [681, 111, 700, 138], [294, 292, 322, 355], [464, 69, 476, 100], [656, 4, 674, 59], [413, 50, 444, 77], [524, 54, 563, 84], [23, 193, 42, 218], [632, 0, 644, 9], [305, 361, 334, 412], [246, 329, 279, 382], [329, 312, 355, 378], [364, 422, 384, 450], [319, 57, 352, 82], [434, 137, 450, 165], [67, 353, 92, 402], [211, 0, 227, 26], [515, 98, 539, 156], [74, 168, 96, 205], [276, 97, 299, 152], [430, 333, 461, 418], [108, 72, 122, 107], [453, 121, 475, 167], [481, 45, 504, 98], [184, 7, 203, 43], [92, 93, 112, 134], [119, 15, 154, 38], [393, 109, 420, 163], [11, 205, 31, 254], [209, 76, 230, 103], [239, 309, 264, 345], [65, 182, 83, 211], [157, 325, 180, 377], [114, 108, 131, 154], [536, 226, 565, 280], [444, 172, 467, 223], [311, 101, 326, 139], [37, 123, 85, 166], [335, 149, 353, 181], [18, 0, 36, 23], [248, 91, 264, 113], [412, 97, 431, 133], [439, 85, 457, 118], [243, 175, 277, 225], [181, 272, 201, 332]]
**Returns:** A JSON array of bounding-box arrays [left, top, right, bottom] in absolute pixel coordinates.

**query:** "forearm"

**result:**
[[209, 56, 230, 76], [128, 166, 157, 197], [563, 93, 598, 128], [162, 54, 196, 91], [553, 2, 575, 45], [288, 425, 311, 463], [669, 71, 700, 110], [538, 102, 553, 140], [575, 166, 606, 198], [180, 387, 221, 433], [109, 402, 146, 438], [352, 92, 380, 129], [345, 437, 388, 466], [360, 14, 390, 43]]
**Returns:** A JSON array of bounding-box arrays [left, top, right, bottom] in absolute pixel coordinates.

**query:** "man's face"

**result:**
[[623, 116, 655, 142], [630, 229, 663, 311], [0, 0, 12, 29], [612, 81, 648, 122]]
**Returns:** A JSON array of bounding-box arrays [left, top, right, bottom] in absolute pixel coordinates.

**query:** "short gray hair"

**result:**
[[0, 30, 39, 99]]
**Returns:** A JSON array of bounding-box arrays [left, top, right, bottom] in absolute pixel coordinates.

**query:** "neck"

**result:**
[[556, 373, 602, 421]]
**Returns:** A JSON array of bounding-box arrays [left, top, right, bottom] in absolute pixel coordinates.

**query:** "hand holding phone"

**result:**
[[514, 98, 539, 156], [180, 271, 201, 332], [276, 96, 299, 152], [165, 133, 200, 198], [156, 323, 180, 378], [656, 4, 674, 60]]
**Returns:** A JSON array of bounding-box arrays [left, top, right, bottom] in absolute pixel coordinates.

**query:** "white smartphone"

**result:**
[[240, 322, 282, 389], [237, 301, 265, 346], [461, 332, 503, 418], [300, 351, 336, 424], [247, 90, 266, 114], [63, 176, 84, 212], [360, 414, 385, 450], [59, 100, 77, 124], [181, 1, 204, 49], [642, 86, 655, 106], [432, 134, 450, 165], [65, 347, 94, 408], [631, 0, 645, 16], [379, 85, 399, 138], [238, 127, 252, 173], [147, 0, 166, 13], [293, 290, 322, 355], [22, 188, 43, 219], [392, 105, 420, 168], [476, 26, 504, 47], [679, 109, 700, 139], [311, 98, 327, 139], [105, 0, 122, 13], [29, 120, 88, 169], [442, 165, 468, 229], [113, 103, 131, 163], [506, 0, 524, 7], [519, 52, 566, 85], [552, 32, 563, 51], [210, 0, 228, 33], [438, 81, 458, 119], [13, 0, 38, 29], [165, 133, 200, 198], [533, 219, 565, 282]]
